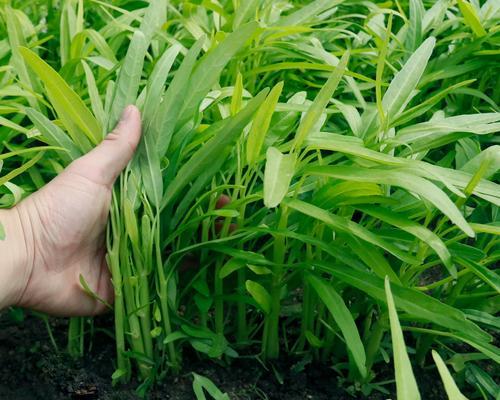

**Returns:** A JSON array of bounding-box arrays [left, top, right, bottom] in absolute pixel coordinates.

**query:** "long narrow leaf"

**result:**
[[306, 165, 475, 237], [163, 88, 269, 208], [307, 274, 367, 378], [385, 277, 421, 400], [315, 261, 491, 343], [287, 198, 419, 264], [292, 51, 349, 151], [20, 47, 100, 148], [432, 350, 469, 400], [382, 37, 435, 121]]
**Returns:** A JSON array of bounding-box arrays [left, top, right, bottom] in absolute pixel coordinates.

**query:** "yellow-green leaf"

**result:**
[[385, 277, 421, 400], [247, 81, 284, 165], [432, 350, 469, 400], [19, 46, 101, 148], [245, 280, 271, 314], [457, 0, 487, 37]]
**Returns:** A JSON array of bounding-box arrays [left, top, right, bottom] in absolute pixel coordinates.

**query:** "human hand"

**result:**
[[0, 105, 142, 316]]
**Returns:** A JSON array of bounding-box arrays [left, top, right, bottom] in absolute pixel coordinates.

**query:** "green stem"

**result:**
[[67, 316, 83, 358], [263, 206, 289, 360], [365, 313, 387, 372], [155, 218, 178, 371], [108, 198, 129, 380], [120, 238, 149, 378], [131, 241, 153, 361]]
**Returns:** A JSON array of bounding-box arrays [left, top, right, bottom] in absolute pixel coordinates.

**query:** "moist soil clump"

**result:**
[[0, 312, 446, 400]]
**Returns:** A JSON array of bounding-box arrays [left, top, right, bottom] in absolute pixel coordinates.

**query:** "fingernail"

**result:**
[[121, 105, 135, 121]]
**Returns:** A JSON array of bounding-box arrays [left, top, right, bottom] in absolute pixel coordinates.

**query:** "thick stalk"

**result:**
[[119, 238, 150, 378], [108, 199, 129, 380], [214, 258, 224, 335], [67, 316, 83, 358], [108, 250, 129, 379], [131, 243, 153, 360], [365, 313, 387, 372], [236, 267, 247, 342], [214, 218, 232, 336], [297, 243, 315, 352], [321, 315, 336, 363], [235, 170, 250, 343], [155, 219, 177, 371], [263, 206, 289, 360]]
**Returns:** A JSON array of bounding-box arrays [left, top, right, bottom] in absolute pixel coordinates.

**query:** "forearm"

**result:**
[[0, 208, 30, 310]]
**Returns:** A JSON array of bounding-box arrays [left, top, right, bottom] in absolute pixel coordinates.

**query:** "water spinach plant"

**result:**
[[0, 0, 499, 398]]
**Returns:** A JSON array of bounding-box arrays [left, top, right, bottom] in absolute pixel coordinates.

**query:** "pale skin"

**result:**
[[0, 105, 142, 316]]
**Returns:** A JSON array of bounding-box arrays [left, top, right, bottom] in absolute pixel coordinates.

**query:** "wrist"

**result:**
[[0, 207, 32, 309]]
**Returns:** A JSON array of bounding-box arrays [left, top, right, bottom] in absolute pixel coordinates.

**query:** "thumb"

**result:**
[[67, 105, 142, 188]]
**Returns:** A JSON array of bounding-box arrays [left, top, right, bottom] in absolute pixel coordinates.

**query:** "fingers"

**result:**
[[67, 105, 142, 188]]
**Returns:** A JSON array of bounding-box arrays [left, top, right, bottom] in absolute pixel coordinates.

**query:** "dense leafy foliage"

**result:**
[[0, 0, 499, 398]]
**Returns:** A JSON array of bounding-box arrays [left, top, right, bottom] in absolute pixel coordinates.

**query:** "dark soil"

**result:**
[[0, 311, 446, 400]]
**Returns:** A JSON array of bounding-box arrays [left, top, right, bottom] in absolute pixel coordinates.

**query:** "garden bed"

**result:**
[[0, 312, 452, 400]]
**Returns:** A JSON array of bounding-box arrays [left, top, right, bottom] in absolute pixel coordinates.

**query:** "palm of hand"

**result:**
[[14, 105, 141, 316], [17, 163, 113, 316]]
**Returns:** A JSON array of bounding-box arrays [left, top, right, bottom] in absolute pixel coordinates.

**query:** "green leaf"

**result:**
[[457, 0, 487, 37], [273, 0, 342, 27], [4, 6, 42, 111], [395, 113, 500, 147], [179, 22, 260, 127], [219, 258, 246, 279], [462, 145, 500, 181], [233, 0, 261, 29], [123, 198, 139, 246], [163, 331, 189, 345], [463, 310, 500, 330], [385, 277, 421, 400], [111, 368, 127, 382], [307, 274, 367, 378], [138, 132, 163, 208], [455, 257, 500, 294], [192, 373, 230, 400], [0, 151, 45, 187], [357, 205, 454, 277], [19, 46, 100, 148], [142, 44, 181, 126], [406, 0, 425, 52], [343, 236, 401, 284], [163, 88, 268, 208], [292, 51, 349, 151], [245, 280, 271, 314], [465, 364, 499, 398], [432, 350, 469, 400], [81, 60, 106, 131], [79, 274, 112, 310], [152, 38, 204, 157], [230, 71, 244, 116], [263, 147, 296, 208], [0, 222, 5, 241], [139, 0, 167, 41], [286, 198, 419, 264], [382, 37, 435, 121], [304, 330, 323, 348], [247, 265, 272, 275], [108, 30, 149, 130], [84, 29, 118, 64], [25, 108, 82, 162], [316, 261, 491, 343], [306, 165, 474, 237], [247, 81, 284, 165]]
